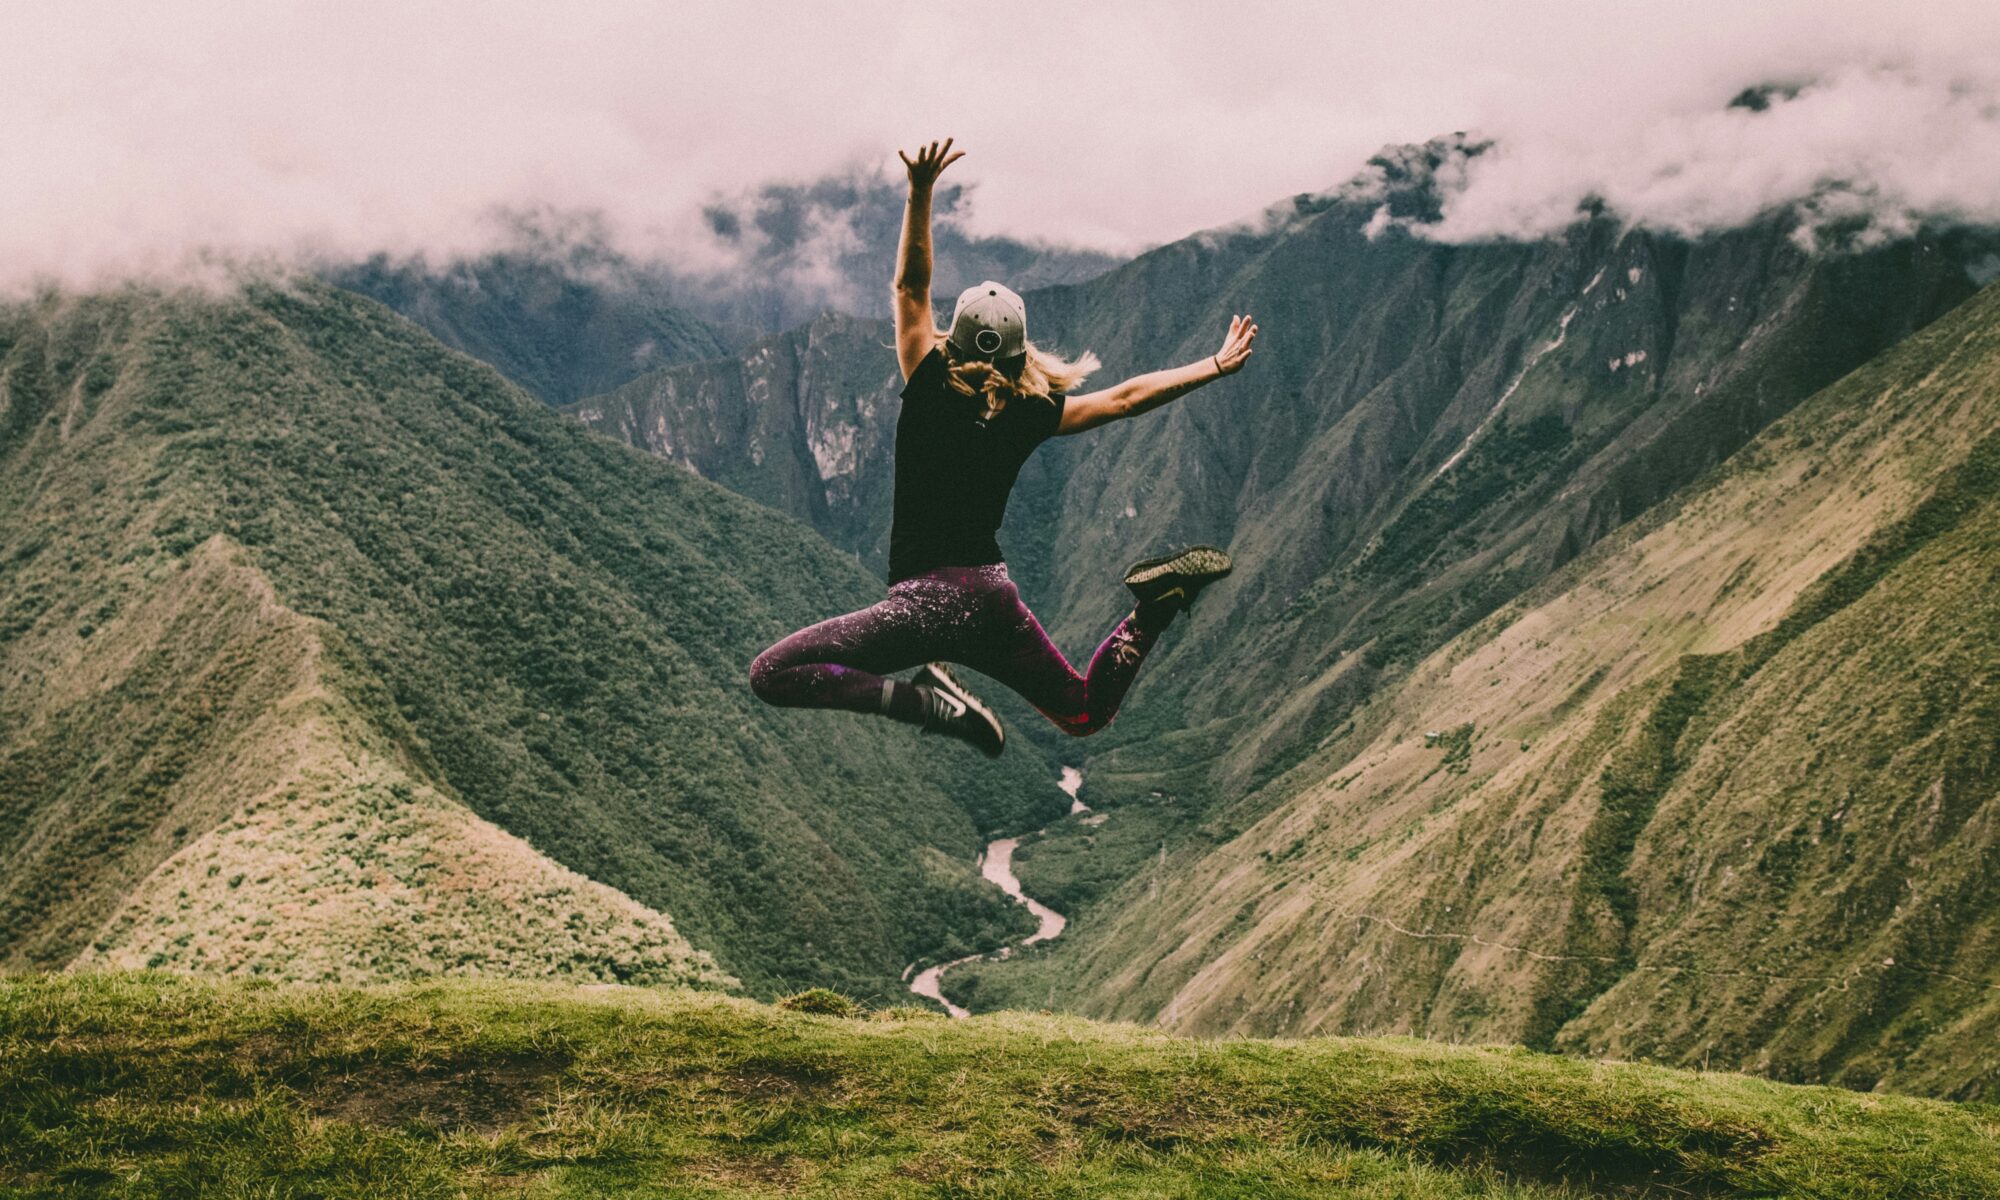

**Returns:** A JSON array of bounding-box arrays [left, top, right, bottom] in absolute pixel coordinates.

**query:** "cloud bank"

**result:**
[[3, 0, 1998, 291], [1407, 65, 2000, 248]]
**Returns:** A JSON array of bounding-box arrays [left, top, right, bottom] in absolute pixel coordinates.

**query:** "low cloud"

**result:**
[[1412, 65, 2000, 246], [3, 1, 1998, 293]]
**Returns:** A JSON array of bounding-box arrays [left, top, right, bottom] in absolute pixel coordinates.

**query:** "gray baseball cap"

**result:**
[[948, 280, 1027, 361]]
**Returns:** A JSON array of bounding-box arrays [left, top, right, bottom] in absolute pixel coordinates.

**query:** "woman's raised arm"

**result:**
[[1057, 313, 1259, 436], [893, 138, 964, 381]]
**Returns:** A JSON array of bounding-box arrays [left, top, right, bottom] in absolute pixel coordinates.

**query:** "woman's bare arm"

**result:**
[[893, 138, 964, 381], [1057, 313, 1258, 435]]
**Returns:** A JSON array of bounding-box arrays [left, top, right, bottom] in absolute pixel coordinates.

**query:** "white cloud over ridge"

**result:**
[[1409, 65, 2000, 248], [2, 0, 1998, 291]]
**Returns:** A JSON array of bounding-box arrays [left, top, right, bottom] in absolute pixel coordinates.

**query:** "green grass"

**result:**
[[4, 972, 1997, 1199]]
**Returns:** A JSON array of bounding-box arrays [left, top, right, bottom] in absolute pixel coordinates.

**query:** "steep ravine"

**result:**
[[907, 769, 1085, 1016]]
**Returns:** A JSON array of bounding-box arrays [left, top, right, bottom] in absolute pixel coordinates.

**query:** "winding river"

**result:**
[[905, 767, 1084, 1016]]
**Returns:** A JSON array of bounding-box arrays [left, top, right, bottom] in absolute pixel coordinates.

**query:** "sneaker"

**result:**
[[1123, 545, 1233, 612], [912, 662, 1005, 758]]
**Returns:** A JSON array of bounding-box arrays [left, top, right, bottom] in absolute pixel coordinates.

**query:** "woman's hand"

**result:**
[[898, 137, 965, 191], [1059, 312, 1263, 434], [1213, 313, 1258, 376]]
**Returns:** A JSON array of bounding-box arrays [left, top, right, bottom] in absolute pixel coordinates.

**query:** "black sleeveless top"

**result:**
[[887, 346, 1066, 583]]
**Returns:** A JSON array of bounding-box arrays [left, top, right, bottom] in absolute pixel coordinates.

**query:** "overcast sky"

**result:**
[[5, 0, 2000, 287]]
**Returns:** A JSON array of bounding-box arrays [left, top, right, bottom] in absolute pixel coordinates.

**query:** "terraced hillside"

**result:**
[[0, 281, 1060, 1000]]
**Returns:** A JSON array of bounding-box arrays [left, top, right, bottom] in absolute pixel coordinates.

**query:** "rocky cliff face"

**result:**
[[568, 311, 904, 565]]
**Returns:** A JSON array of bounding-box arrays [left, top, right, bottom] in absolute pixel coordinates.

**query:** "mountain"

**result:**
[[567, 310, 906, 565], [567, 148, 1990, 775], [332, 171, 1123, 406], [326, 245, 732, 406], [10, 971, 1999, 1198], [0, 279, 1062, 1001], [563, 142, 1998, 1093], [957, 275, 2000, 1098]]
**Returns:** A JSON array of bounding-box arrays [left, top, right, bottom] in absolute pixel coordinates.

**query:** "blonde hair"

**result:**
[[935, 329, 1101, 413]]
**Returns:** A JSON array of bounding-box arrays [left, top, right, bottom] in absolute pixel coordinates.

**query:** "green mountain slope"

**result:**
[[8, 972, 1998, 1198], [568, 311, 904, 564], [961, 279, 2000, 1097], [0, 281, 1060, 1000], [568, 171, 1989, 805], [561, 150, 1997, 1089], [327, 249, 732, 406], [0, 530, 730, 991]]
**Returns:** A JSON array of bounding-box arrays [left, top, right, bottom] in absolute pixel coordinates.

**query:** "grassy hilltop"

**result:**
[[5, 971, 1998, 1198]]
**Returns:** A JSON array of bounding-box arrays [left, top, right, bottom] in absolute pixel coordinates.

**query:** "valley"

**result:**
[[0, 142, 1992, 1106], [561, 146, 2000, 1095], [9, 8, 2000, 1195], [907, 768, 1078, 1016]]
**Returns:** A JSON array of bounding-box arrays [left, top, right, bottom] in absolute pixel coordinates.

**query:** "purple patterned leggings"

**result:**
[[748, 563, 1161, 737]]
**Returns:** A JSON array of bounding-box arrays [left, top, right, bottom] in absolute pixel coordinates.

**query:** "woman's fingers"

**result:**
[[899, 139, 965, 187], [1217, 313, 1259, 372], [901, 138, 962, 175]]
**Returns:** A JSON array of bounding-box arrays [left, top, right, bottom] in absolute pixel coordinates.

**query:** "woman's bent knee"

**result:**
[[748, 645, 789, 705]]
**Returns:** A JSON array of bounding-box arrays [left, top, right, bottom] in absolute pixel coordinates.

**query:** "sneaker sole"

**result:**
[[915, 663, 1005, 757], [1123, 545, 1233, 587]]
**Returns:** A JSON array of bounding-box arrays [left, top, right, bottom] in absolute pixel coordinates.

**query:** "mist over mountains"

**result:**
[[327, 170, 1121, 405], [11, 3, 2000, 292]]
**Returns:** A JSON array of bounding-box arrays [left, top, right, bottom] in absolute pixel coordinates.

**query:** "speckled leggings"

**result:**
[[748, 563, 1162, 737]]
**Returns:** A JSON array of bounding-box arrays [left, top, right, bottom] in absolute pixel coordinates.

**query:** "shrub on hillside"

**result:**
[[776, 987, 861, 1018]]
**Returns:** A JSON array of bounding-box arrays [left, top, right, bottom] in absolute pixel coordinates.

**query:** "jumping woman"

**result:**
[[749, 137, 1258, 756]]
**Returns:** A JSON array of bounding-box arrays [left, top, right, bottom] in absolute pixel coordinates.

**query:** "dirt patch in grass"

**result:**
[[685, 1153, 806, 1192], [306, 1057, 564, 1134], [1033, 1077, 1249, 1151], [710, 1054, 841, 1099]]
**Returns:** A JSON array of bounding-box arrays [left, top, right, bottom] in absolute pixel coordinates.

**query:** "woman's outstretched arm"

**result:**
[[893, 137, 964, 381], [1056, 313, 1258, 435]]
